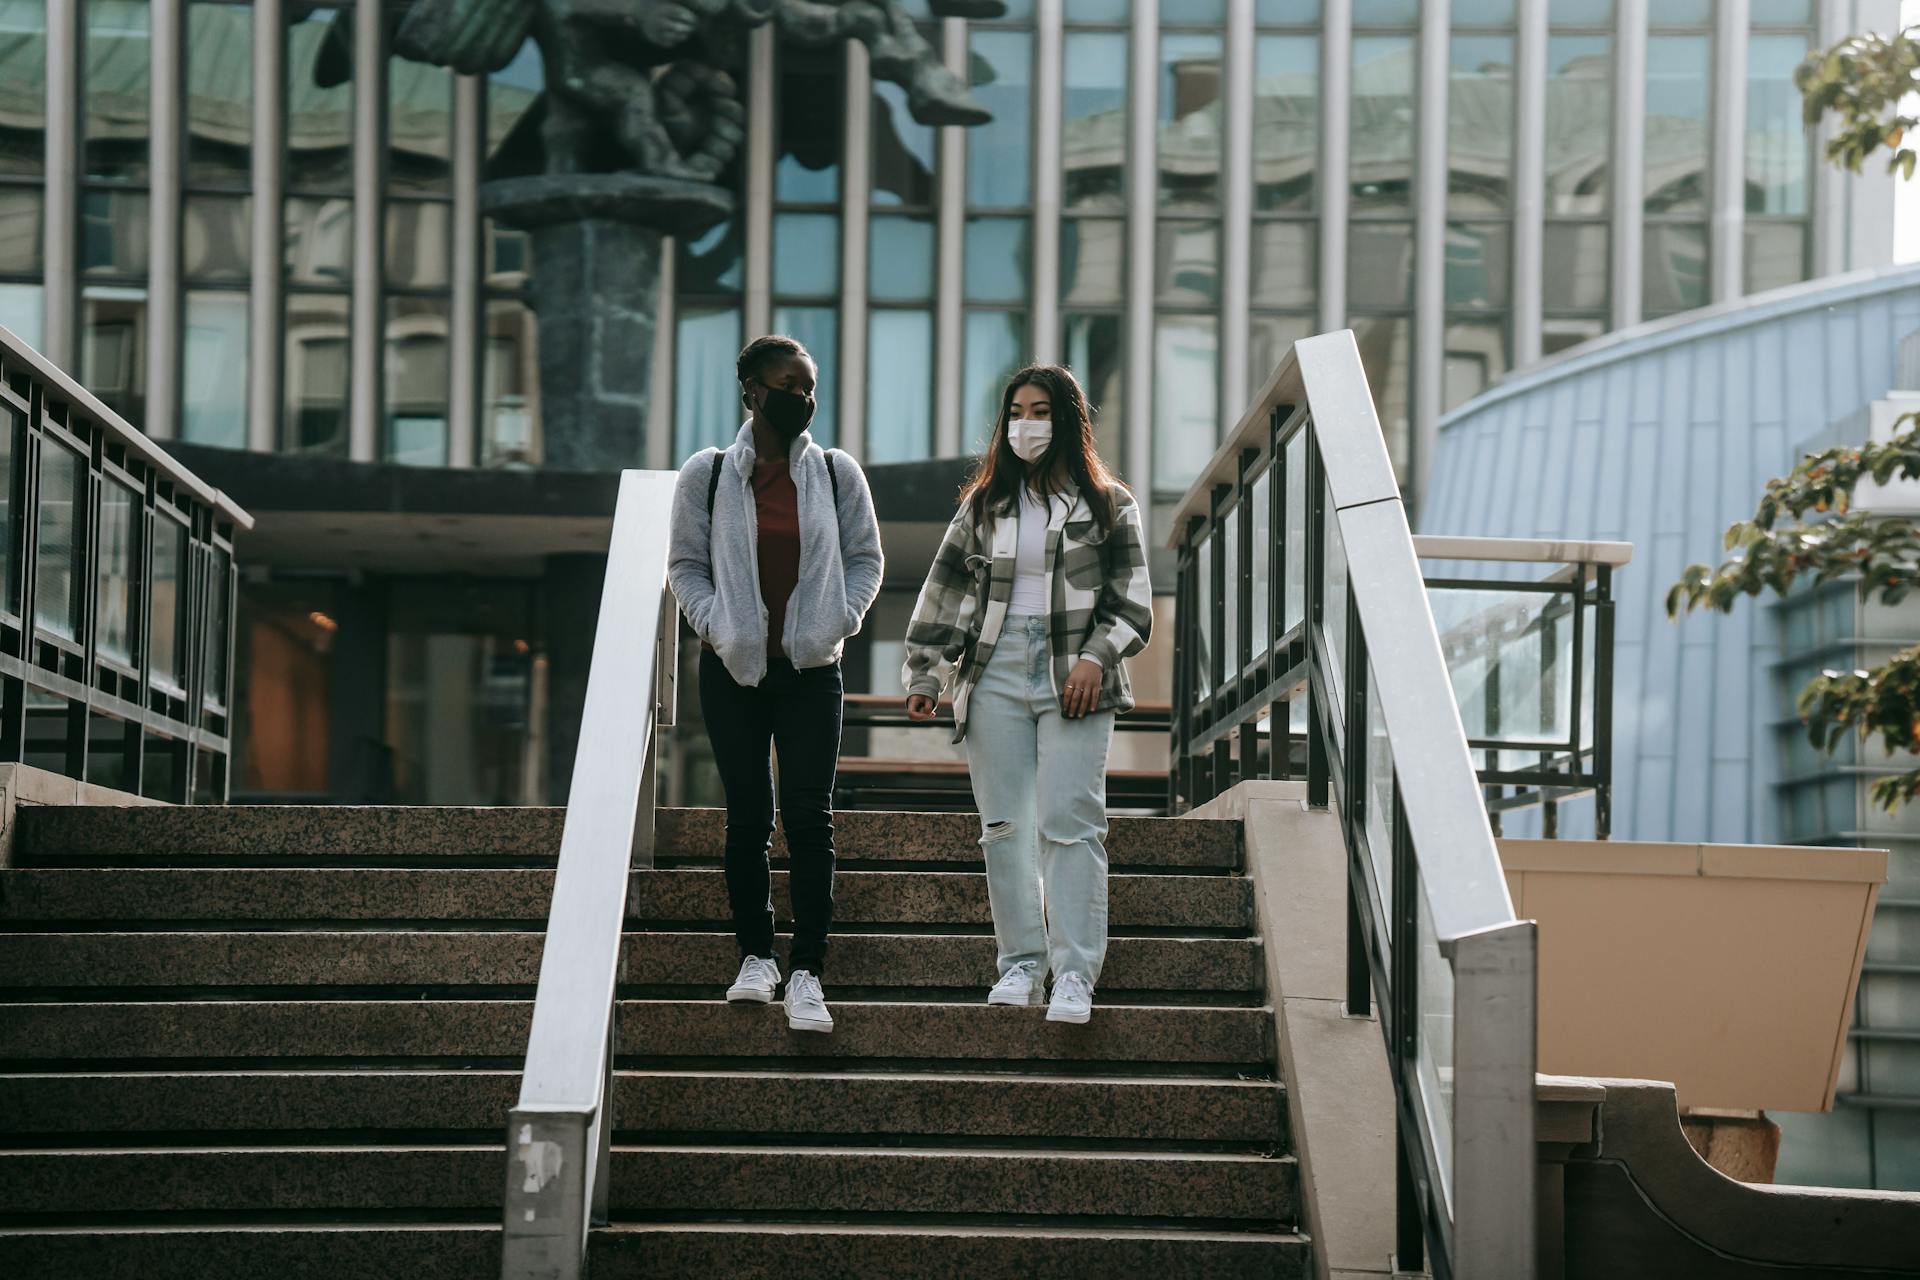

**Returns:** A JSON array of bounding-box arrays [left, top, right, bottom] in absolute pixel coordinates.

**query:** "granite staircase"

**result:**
[[0, 805, 1306, 1277]]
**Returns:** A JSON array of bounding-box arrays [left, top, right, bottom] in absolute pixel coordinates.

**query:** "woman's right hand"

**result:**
[[906, 694, 938, 721]]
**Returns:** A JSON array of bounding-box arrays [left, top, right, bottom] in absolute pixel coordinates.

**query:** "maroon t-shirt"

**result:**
[[753, 458, 802, 659]]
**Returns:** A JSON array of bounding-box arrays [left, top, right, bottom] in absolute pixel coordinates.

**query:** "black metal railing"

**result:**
[[1170, 480, 1625, 836], [0, 327, 252, 801], [1168, 331, 1536, 1277]]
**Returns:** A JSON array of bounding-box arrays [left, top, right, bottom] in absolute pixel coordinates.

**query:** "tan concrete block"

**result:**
[[1246, 796, 1351, 1005], [1698, 842, 1887, 884], [1500, 838, 1700, 876], [1279, 995, 1397, 1278]]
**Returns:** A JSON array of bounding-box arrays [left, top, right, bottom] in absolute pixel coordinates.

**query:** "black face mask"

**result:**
[[755, 382, 815, 440]]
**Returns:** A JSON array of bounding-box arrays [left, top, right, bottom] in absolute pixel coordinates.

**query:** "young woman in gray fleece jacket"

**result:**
[[667, 335, 884, 1035]]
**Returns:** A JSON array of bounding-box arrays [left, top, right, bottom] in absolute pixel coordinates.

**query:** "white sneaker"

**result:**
[[726, 955, 780, 1004], [987, 961, 1046, 1006], [1047, 971, 1094, 1024], [784, 969, 834, 1033]]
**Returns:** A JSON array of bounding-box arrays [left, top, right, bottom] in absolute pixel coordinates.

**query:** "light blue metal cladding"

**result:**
[[1419, 263, 1920, 845]]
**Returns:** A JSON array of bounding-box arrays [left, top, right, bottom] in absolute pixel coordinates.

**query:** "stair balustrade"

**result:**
[[0, 326, 252, 801], [1167, 331, 1539, 1278], [500, 469, 678, 1280]]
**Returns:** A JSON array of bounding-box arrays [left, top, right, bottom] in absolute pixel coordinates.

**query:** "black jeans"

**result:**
[[698, 650, 842, 976]]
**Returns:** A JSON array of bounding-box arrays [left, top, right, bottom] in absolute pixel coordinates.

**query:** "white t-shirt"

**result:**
[[1008, 484, 1051, 615]]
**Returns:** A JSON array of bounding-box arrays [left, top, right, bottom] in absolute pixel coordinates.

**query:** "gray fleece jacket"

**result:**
[[668, 422, 885, 688]]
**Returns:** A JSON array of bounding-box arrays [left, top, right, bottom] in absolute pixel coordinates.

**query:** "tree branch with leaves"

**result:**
[[1795, 25, 1920, 180], [1669, 411, 1920, 811]]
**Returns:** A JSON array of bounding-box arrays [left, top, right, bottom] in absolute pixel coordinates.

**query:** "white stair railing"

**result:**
[[500, 469, 678, 1279]]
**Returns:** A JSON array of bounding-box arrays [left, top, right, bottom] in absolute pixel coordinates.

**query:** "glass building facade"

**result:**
[[4, 0, 1901, 806], [13, 0, 1889, 512]]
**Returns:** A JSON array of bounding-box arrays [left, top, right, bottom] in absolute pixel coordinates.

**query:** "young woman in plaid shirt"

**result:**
[[902, 365, 1154, 1024]]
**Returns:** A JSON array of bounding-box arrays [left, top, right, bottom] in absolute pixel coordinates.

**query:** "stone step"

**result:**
[[0, 931, 1263, 995], [0, 1144, 1298, 1222], [0, 868, 1254, 931], [0, 1000, 1273, 1068], [0, 1222, 1310, 1280], [19, 805, 1241, 870], [0, 1069, 1288, 1148]]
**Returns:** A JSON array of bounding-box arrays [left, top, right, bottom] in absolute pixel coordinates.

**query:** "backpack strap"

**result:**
[[825, 448, 841, 507], [706, 449, 723, 516]]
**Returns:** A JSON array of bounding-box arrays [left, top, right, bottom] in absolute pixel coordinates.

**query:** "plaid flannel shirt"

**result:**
[[902, 481, 1154, 742]]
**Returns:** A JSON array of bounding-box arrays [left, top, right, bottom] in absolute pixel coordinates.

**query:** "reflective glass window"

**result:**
[[873, 82, 937, 207], [1160, 34, 1223, 209], [678, 219, 744, 296], [965, 217, 1030, 303], [963, 311, 1026, 454], [286, 197, 352, 284], [772, 305, 838, 447], [80, 286, 146, 425], [1449, 35, 1514, 215], [1074, 0, 1131, 19], [1748, 34, 1811, 215], [1649, 2, 1713, 26], [1549, 0, 1613, 21], [83, 0, 149, 181], [390, 57, 454, 196], [1249, 314, 1313, 396], [1163, 0, 1226, 21], [1065, 312, 1124, 464], [385, 297, 451, 466], [868, 310, 934, 463], [0, 0, 46, 177], [487, 39, 543, 160], [1443, 319, 1509, 411], [1257, 0, 1322, 21], [1643, 223, 1709, 314], [287, 7, 353, 193], [1353, 0, 1419, 24], [1751, 1, 1814, 23], [484, 299, 541, 468], [285, 292, 351, 455], [0, 284, 41, 349], [1745, 221, 1809, 294], [1255, 35, 1318, 212], [1061, 217, 1125, 307], [183, 195, 250, 280], [0, 188, 38, 272], [870, 216, 936, 301], [183, 290, 249, 447], [1445, 221, 1510, 308], [1352, 37, 1414, 215], [675, 305, 743, 458], [80, 189, 148, 275], [969, 31, 1033, 208], [385, 201, 452, 288], [187, 1, 251, 185], [1156, 221, 1219, 306], [1542, 222, 1609, 311], [1347, 221, 1414, 309], [777, 46, 842, 203], [773, 213, 841, 296], [1453, 0, 1517, 24], [1065, 32, 1127, 211], [1251, 220, 1315, 309], [1152, 314, 1218, 496], [1645, 36, 1711, 215], [1545, 36, 1611, 214]]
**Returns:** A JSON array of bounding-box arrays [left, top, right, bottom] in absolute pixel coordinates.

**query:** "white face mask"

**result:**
[[1007, 418, 1052, 463]]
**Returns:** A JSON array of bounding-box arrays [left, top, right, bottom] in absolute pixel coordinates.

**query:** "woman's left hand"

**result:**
[[1061, 658, 1103, 719]]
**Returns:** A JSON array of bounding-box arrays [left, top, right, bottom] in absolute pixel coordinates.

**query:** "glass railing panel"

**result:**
[[1196, 533, 1214, 696], [1426, 584, 1574, 757], [1222, 511, 1239, 684], [151, 517, 185, 689], [1284, 427, 1307, 636], [0, 406, 16, 613], [1365, 655, 1395, 924], [96, 479, 137, 667], [35, 443, 85, 642], [1251, 467, 1271, 663], [1415, 876, 1457, 1207], [1322, 473, 1347, 691]]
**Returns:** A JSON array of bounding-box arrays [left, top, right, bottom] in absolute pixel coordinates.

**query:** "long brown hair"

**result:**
[[959, 364, 1127, 535]]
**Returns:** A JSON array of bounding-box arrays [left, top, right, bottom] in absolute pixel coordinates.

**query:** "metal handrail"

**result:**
[[1168, 331, 1536, 1277], [500, 470, 678, 1279]]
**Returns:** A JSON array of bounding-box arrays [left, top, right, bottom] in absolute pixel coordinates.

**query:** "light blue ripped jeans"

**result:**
[[964, 613, 1114, 986]]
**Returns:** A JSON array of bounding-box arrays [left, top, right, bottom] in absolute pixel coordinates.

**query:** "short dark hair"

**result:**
[[736, 334, 811, 388]]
